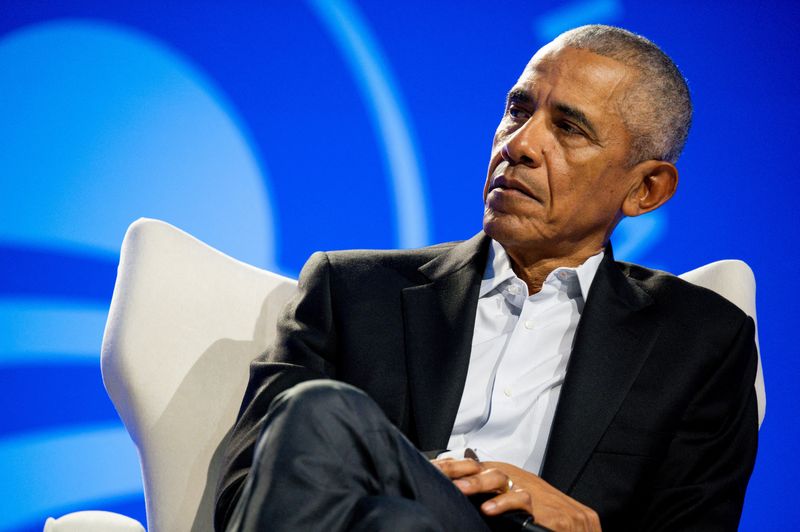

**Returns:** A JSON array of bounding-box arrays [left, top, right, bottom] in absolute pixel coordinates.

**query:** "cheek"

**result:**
[[562, 152, 616, 191], [560, 143, 599, 168]]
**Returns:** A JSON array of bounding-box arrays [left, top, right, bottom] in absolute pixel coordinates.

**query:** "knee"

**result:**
[[256, 380, 385, 458], [272, 379, 377, 421]]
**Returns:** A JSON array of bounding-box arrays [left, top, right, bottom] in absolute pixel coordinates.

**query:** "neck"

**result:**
[[503, 242, 604, 294]]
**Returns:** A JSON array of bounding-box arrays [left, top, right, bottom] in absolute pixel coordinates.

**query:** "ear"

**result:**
[[621, 160, 679, 217]]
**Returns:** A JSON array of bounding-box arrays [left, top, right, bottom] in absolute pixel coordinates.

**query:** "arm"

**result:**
[[635, 315, 759, 531], [215, 252, 339, 530], [431, 315, 759, 532]]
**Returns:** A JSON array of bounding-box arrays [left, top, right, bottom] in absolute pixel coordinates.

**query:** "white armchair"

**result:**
[[46, 218, 765, 531]]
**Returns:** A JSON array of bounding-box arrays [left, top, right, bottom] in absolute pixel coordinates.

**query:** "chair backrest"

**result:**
[[102, 219, 765, 531], [101, 218, 297, 532]]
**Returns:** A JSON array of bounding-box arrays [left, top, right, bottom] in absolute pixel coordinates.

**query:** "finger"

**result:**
[[452, 468, 508, 495], [431, 458, 483, 479], [479, 489, 532, 516]]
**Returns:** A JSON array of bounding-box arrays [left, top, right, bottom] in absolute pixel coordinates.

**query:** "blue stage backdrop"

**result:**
[[1, 1, 798, 530]]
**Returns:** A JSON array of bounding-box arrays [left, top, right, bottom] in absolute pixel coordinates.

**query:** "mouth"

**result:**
[[488, 174, 540, 203]]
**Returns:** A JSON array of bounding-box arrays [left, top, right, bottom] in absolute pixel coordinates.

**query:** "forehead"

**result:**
[[515, 45, 635, 130]]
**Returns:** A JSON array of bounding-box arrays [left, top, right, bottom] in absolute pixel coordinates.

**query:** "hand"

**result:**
[[431, 458, 601, 532]]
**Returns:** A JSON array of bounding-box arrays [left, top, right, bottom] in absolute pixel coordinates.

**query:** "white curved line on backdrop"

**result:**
[[308, 0, 431, 248]]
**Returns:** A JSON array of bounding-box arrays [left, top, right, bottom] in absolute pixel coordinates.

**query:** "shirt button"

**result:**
[[503, 387, 513, 397], [524, 320, 535, 329]]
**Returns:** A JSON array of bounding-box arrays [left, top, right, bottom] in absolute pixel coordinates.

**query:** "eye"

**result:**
[[507, 104, 531, 120], [556, 121, 583, 136]]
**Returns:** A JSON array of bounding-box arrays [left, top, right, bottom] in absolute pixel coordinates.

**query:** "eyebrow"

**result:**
[[506, 88, 532, 105], [506, 88, 600, 140], [554, 102, 599, 139]]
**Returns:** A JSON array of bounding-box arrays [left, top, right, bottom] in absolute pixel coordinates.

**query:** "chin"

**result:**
[[482, 211, 531, 246]]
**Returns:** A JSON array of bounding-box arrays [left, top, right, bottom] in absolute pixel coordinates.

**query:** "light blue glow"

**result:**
[[0, 300, 107, 363], [613, 211, 667, 264], [534, 0, 623, 41], [0, 20, 276, 270], [309, 0, 430, 248], [0, 424, 142, 530]]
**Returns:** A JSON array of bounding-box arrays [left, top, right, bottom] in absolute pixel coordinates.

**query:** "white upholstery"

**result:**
[[100, 218, 296, 532], [55, 218, 763, 531], [44, 511, 145, 532]]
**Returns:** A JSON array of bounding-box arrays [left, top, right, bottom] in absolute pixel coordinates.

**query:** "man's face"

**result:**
[[483, 44, 640, 256]]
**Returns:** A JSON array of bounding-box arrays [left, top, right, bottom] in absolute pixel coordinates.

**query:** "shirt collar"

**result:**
[[479, 239, 604, 301], [572, 251, 604, 301], [479, 240, 518, 297]]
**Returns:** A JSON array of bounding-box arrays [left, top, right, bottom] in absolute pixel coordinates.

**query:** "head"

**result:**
[[482, 25, 692, 261]]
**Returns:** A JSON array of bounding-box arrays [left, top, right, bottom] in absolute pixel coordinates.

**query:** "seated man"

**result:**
[[215, 24, 758, 531]]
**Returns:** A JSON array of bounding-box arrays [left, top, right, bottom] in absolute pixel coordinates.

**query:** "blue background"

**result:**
[[1, 1, 798, 529]]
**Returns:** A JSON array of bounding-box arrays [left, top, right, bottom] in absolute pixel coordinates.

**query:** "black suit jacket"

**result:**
[[216, 233, 758, 531]]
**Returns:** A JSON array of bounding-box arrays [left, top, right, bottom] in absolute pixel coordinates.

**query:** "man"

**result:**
[[215, 25, 758, 531]]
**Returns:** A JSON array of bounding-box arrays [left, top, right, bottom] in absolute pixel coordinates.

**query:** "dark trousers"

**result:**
[[225, 379, 491, 531]]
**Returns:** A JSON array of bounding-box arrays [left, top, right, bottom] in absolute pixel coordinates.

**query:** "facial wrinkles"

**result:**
[[483, 44, 648, 258], [542, 140, 556, 226], [529, 81, 574, 230], [534, 54, 626, 237], [558, 55, 631, 157]]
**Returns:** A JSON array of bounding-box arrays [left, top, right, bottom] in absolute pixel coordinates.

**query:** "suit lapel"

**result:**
[[402, 232, 489, 452], [540, 251, 660, 493]]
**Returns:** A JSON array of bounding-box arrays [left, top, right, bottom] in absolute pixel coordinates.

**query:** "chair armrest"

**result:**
[[44, 511, 145, 532]]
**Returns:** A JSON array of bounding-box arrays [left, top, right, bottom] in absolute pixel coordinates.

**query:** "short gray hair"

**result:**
[[555, 25, 692, 165]]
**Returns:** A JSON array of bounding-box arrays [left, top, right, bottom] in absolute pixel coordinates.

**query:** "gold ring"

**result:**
[[506, 478, 514, 492]]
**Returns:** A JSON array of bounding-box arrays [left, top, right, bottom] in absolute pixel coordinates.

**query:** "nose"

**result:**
[[501, 114, 545, 168]]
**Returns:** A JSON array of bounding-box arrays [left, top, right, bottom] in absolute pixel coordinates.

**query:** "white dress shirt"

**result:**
[[441, 240, 604, 474]]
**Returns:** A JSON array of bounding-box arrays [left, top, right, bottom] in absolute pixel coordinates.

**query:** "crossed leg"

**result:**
[[225, 379, 490, 532]]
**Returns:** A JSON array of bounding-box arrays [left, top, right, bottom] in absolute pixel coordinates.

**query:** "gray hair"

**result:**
[[555, 25, 692, 165]]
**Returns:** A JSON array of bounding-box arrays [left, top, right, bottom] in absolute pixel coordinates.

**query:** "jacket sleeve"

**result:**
[[214, 251, 339, 531], [637, 315, 759, 531]]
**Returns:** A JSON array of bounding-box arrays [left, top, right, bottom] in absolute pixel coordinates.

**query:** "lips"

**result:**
[[488, 174, 540, 203]]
